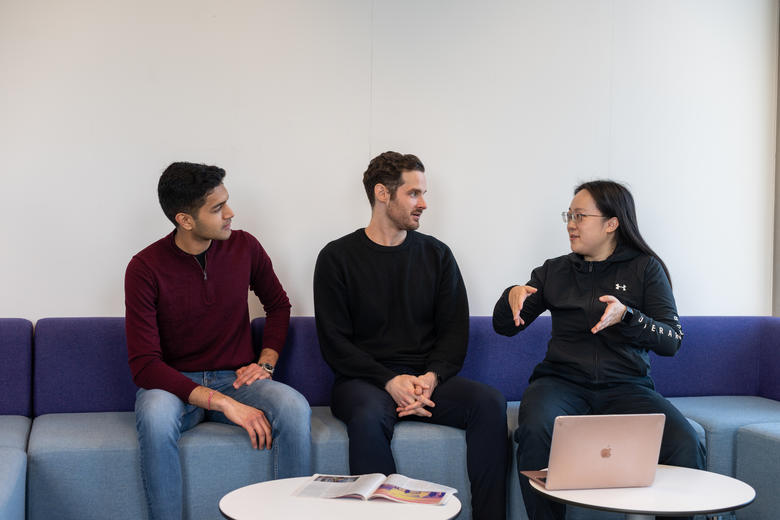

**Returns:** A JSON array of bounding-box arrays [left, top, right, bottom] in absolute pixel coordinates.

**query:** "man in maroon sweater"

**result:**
[[125, 162, 311, 520]]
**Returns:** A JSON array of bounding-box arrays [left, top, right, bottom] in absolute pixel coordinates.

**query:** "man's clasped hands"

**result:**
[[384, 372, 439, 418]]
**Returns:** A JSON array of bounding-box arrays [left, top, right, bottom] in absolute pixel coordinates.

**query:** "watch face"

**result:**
[[260, 362, 275, 374]]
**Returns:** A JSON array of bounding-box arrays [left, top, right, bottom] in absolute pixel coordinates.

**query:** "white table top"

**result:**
[[528, 464, 755, 518], [219, 476, 462, 520]]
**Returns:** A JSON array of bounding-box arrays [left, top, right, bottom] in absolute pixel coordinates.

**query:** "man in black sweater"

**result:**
[[313, 151, 508, 520]]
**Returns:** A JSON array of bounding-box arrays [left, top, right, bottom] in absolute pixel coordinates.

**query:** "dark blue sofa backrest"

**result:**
[[459, 316, 550, 401], [652, 316, 780, 399], [34, 318, 137, 416], [252, 317, 334, 406], [254, 315, 553, 405], [28, 314, 779, 415], [463, 316, 780, 400], [758, 317, 780, 400], [0, 318, 33, 416], [255, 315, 780, 405]]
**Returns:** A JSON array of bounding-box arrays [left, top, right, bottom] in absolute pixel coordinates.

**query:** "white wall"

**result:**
[[1, 0, 777, 322], [775, 21, 780, 317]]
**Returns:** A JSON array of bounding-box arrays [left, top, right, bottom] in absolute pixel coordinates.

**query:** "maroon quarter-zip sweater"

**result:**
[[125, 229, 291, 402]]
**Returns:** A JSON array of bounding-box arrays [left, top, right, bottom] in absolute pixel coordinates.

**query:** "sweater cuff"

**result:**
[[171, 377, 200, 404], [376, 369, 399, 389], [426, 362, 457, 384]]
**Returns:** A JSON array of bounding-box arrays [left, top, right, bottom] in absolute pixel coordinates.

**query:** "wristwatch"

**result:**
[[622, 306, 635, 324], [258, 362, 275, 375]]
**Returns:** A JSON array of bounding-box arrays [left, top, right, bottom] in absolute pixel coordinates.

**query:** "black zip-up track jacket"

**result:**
[[493, 245, 683, 388]]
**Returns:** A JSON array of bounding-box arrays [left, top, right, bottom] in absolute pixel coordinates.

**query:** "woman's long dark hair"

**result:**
[[575, 180, 672, 287]]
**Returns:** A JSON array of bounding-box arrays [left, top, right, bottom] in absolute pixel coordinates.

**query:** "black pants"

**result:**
[[332, 375, 509, 520], [515, 376, 706, 520]]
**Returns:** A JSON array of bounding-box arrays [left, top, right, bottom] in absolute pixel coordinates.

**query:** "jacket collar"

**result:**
[[567, 243, 641, 271]]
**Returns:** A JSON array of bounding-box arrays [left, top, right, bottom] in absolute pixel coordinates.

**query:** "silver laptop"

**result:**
[[521, 413, 666, 490]]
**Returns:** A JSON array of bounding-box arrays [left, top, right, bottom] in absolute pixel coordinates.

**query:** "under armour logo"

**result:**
[[615, 284, 627, 291]]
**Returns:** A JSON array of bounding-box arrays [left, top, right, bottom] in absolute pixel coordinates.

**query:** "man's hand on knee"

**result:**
[[233, 362, 271, 389], [223, 400, 273, 450], [189, 387, 273, 449]]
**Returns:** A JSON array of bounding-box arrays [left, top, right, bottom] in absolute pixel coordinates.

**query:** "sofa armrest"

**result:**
[[759, 317, 780, 400], [0, 319, 33, 416], [0, 448, 26, 520]]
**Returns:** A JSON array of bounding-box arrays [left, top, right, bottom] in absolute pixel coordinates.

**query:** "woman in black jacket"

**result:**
[[493, 180, 705, 520]]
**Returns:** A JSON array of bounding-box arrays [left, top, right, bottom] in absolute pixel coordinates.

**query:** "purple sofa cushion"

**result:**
[[262, 315, 779, 406], [34, 318, 137, 416], [460, 316, 550, 402], [468, 315, 770, 400], [0, 318, 33, 416], [651, 317, 764, 397], [252, 317, 334, 407], [463, 316, 772, 400], [758, 317, 780, 401], [252, 316, 553, 405], [32, 315, 775, 416]]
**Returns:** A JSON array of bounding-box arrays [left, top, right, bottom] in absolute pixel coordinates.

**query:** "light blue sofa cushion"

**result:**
[[391, 420, 470, 520], [0, 417, 31, 520], [0, 416, 30, 450], [27, 411, 275, 520], [311, 406, 348, 474], [311, 406, 473, 520], [668, 396, 780, 476], [27, 412, 148, 520], [736, 423, 780, 520], [0, 447, 25, 520], [178, 421, 275, 519]]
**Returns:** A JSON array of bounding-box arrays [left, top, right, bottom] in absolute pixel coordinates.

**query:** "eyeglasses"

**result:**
[[561, 211, 607, 223]]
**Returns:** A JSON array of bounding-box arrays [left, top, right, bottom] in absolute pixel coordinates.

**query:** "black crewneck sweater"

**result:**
[[314, 229, 469, 388]]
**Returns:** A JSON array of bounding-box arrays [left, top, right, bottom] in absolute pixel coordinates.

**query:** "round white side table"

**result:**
[[528, 465, 755, 519], [219, 476, 462, 520]]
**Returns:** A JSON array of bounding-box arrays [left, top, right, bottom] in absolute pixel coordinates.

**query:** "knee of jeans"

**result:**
[[475, 385, 507, 418], [349, 405, 394, 434], [272, 388, 311, 428], [136, 389, 183, 437], [514, 411, 554, 446], [665, 423, 706, 462]]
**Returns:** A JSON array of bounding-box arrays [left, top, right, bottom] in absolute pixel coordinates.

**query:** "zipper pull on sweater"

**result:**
[[193, 256, 207, 280]]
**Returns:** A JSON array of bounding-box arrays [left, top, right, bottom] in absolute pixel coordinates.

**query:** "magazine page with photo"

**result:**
[[294, 473, 457, 505]]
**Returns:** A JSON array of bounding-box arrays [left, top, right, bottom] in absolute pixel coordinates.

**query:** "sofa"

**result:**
[[0, 319, 33, 520], [2, 315, 779, 519]]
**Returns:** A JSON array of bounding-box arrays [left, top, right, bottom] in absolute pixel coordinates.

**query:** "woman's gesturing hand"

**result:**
[[508, 285, 538, 326], [591, 295, 627, 334]]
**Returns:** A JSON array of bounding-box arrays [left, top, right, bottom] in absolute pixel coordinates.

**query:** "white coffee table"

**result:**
[[219, 476, 462, 520], [527, 465, 755, 519]]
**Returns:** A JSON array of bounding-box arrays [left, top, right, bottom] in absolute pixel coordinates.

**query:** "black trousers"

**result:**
[[332, 375, 509, 520], [515, 376, 706, 520]]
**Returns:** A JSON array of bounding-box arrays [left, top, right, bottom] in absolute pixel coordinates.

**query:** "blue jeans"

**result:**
[[135, 371, 311, 520]]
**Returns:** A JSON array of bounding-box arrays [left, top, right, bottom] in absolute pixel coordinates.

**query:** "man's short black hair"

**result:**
[[362, 151, 425, 206], [158, 162, 226, 225]]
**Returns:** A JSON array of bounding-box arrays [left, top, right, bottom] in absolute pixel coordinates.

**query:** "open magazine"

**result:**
[[293, 473, 457, 505]]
